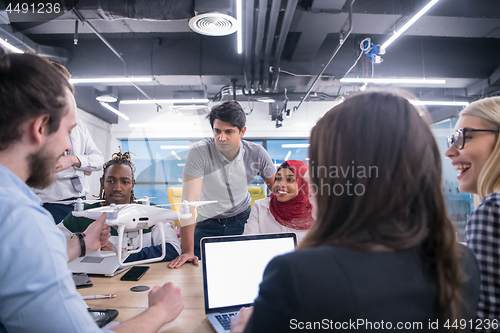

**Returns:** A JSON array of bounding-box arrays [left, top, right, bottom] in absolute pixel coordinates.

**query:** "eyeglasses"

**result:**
[[447, 128, 498, 150]]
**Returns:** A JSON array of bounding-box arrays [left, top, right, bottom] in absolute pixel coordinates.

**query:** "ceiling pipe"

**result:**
[[294, 0, 355, 112], [73, 0, 194, 21], [73, 8, 126, 65], [243, 0, 255, 91], [271, 0, 299, 92], [261, 0, 281, 92], [252, 0, 268, 90], [72, 8, 161, 110]]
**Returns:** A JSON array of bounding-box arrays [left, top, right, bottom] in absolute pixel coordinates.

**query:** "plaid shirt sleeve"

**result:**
[[466, 192, 500, 328]]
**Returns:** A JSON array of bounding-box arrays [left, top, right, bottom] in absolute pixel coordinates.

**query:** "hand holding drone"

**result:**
[[72, 198, 216, 266]]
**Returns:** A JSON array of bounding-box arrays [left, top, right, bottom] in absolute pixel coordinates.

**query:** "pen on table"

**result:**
[[82, 294, 116, 300]]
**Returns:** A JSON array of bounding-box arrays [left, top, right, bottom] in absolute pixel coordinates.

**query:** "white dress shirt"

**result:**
[[34, 118, 104, 202], [243, 197, 310, 244]]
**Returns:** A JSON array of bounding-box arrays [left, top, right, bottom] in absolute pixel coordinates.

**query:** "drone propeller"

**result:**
[[134, 196, 156, 202], [44, 198, 105, 205], [72, 203, 126, 218], [156, 200, 218, 207]]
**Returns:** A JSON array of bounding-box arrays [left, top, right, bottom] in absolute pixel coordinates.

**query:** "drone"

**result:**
[[72, 198, 216, 266], [46, 198, 104, 212]]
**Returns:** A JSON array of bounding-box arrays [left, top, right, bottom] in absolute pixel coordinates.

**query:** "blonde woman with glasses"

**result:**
[[445, 97, 500, 330]]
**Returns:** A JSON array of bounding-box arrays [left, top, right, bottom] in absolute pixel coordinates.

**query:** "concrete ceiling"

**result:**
[[1, 0, 500, 123]]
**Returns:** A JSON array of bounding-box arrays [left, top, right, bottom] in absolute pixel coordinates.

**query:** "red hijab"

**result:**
[[269, 160, 315, 230]]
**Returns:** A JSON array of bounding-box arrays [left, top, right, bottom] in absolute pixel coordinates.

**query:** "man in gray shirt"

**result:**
[[168, 101, 276, 267]]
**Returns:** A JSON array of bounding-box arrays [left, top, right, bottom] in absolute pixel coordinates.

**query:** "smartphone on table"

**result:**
[[120, 266, 150, 281]]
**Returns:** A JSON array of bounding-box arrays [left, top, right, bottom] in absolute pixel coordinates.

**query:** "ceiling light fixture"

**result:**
[[95, 94, 118, 103], [339, 78, 446, 84], [256, 98, 276, 103], [160, 145, 190, 150], [381, 0, 440, 50], [410, 100, 470, 106], [284, 151, 292, 161], [171, 151, 182, 161], [120, 99, 210, 105], [69, 77, 153, 84], [0, 39, 23, 53], [99, 102, 129, 121], [236, 0, 243, 54], [282, 144, 310, 148]]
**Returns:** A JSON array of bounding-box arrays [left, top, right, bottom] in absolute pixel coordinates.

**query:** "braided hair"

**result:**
[[98, 147, 137, 202]]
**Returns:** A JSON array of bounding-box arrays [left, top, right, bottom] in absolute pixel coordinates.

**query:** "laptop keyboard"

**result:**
[[215, 312, 237, 330]]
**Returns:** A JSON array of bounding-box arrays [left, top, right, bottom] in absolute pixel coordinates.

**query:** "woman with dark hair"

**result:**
[[243, 160, 314, 243], [231, 91, 480, 333]]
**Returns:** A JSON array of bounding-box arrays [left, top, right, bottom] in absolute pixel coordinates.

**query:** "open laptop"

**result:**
[[201, 233, 297, 333], [68, 251, 130, 276]]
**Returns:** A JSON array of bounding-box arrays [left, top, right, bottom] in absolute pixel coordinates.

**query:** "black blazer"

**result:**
[[244, 244, 480, 332]]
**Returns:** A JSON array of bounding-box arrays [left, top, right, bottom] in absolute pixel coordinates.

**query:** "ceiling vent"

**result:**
[[189, 12, 238, 36]]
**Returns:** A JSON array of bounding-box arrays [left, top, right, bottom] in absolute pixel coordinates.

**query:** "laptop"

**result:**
[[68, 251, 130, 277], [201, 233, 297, 333]]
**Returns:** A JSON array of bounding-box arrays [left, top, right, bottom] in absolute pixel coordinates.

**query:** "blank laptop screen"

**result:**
[[204, 235, 296, 310]]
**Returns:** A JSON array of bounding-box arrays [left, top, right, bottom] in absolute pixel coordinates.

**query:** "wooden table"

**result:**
[[79, 263, 213, 333]]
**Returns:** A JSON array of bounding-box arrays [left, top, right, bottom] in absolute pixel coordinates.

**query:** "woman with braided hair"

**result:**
[[58, 149, 181, 262]]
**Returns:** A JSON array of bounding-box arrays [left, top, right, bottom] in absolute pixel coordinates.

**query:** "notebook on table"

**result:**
[[68, 251, 130, 277], [201, 233, 297, 333]]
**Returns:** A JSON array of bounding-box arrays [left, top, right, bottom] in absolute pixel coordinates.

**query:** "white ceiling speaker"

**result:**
[[189, 12, 238, 36]]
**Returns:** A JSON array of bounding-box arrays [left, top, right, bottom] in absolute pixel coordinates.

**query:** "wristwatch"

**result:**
[[72, 232, 86, 257]]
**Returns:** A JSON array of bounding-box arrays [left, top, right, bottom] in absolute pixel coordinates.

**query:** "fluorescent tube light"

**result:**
[[69, 77, 153, 84], [282, 144, 310, 148], [160, 145, 190, 150], [0, 39, 23, 53], [99, 102, 129, 121], [171, 151, 182, 161], [410, 101, 470, 106], [236, 0, 243, 54], [284, 151, 292, 161], [381, 0, 440, 50], [256, 98, 276, 103], [120, 99, 210, 105], [339, 78, 446, 84]]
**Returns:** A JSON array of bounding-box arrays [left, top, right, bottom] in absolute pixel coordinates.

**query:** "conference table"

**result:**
[[78, 262, 213, 333]]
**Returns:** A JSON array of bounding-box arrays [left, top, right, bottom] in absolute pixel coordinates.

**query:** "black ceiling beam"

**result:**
[[467, 65, 500, 97]]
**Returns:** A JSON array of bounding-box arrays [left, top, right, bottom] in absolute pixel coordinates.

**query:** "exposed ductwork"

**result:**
[[244, 0, 300, 94], [83, 0, 195, 21]]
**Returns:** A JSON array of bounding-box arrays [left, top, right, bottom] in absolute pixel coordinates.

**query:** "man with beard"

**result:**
[[168, 100, 276, 268], [0, 49, 183, 332]]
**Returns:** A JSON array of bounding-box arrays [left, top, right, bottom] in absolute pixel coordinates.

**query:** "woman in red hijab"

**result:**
[[243, 160, 314, 243]]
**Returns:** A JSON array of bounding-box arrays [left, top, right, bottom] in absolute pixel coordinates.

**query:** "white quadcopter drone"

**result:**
[[72, 198, 216, 266]]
